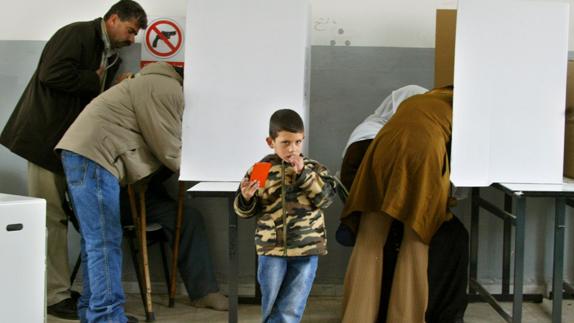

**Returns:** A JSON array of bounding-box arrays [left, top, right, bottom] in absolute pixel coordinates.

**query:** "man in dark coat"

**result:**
[[0, 1, 147, 320]]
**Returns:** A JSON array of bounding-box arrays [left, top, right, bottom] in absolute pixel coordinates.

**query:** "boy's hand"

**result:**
[[287, 155, 304, 174], [240, 178, 259, 201]]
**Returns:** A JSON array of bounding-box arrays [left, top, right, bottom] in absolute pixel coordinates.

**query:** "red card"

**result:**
[[250, 162, 272, 187]]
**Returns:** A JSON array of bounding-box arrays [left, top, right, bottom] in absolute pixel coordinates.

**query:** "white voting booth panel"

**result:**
[[180, 0, 310, 182], [0, 194, 46, 322], [450, 0, 570, 186]]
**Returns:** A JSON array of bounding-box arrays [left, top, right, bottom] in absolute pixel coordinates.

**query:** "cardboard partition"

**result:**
[[564, 61, 574, 178], [437, 9, 573, 181], [450, 0, 570, 186], [180, 0, 310, 182], [434, 9, 574, 179], [434, 9, 457, 88]]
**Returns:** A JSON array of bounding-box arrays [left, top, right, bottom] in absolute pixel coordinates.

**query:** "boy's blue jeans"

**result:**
[[258, 255, 318, 323], [61, 150, 127, 323]]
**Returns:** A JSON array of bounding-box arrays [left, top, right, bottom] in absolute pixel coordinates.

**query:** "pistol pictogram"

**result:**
[[152, 31, 177, 48]]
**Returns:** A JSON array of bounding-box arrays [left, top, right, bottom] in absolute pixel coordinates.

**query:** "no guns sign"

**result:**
[[140, 17, 185, 67]]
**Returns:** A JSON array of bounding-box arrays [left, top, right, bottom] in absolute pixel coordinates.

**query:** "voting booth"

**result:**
[[444, 1, 572, 322], [178, 1, 310, 321], [450, 0, 570, 186], [0, 194, 46, 322], [180, 0, 310, 182]]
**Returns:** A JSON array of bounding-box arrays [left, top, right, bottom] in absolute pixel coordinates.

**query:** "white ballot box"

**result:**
[[0, 193, 46, 322]]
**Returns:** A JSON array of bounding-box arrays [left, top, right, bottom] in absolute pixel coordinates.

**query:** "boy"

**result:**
[[234, 109, 336, 323]]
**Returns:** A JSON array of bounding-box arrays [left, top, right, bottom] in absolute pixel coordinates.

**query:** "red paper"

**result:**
[[250, 162, 272, 187]]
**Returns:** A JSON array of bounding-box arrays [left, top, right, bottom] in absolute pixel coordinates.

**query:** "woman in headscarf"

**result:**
[[338, 85, 427, 252], [340, 86, 466, 323], [341, 85, 429, 161]]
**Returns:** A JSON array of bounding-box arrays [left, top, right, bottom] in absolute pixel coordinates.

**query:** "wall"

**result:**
[[1, 0, 573, 50], [0, 0, 573, 295]]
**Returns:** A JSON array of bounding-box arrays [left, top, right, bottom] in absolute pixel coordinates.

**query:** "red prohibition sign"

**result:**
[[145, 19, 183, 58]]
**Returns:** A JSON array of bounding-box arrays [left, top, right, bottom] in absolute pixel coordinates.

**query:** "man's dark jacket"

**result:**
[[0, 18, 120, 174]]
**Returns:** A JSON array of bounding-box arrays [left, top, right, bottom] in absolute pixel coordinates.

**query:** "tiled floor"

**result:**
[[47, 294, 574, 322]]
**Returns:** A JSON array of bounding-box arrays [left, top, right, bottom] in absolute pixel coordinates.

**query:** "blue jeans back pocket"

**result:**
[[61, 150, 89, 187]]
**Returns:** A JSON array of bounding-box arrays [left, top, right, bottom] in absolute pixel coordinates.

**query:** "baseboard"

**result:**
[[74, 281, 572, 299]]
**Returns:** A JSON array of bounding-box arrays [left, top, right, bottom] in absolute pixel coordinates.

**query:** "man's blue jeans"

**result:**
[[258, 255, 318, 323], [61, 150, 126, 323]]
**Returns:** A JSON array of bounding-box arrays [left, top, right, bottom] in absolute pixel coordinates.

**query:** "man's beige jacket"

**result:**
[[56, 62, 183, 185]]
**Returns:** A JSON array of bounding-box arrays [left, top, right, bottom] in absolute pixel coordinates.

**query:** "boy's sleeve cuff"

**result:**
[[294, 166, 313, 187], [238, 193, 257, 211]]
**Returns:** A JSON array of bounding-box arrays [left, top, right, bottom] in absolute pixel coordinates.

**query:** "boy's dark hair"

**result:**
[[269, 109, 304, 139], [104, 0, 148, 29]]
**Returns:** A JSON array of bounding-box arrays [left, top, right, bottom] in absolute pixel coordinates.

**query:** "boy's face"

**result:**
[[266, 131, 304, 162]]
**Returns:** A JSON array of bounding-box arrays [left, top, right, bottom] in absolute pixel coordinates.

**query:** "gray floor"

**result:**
[[47, 294, 574, 323]]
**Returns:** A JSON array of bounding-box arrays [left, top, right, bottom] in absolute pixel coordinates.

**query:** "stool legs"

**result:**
[[159, 237, 171, 294], [128, 185, 155, 322], [125, 228, 146, 310], [169, 181, 186, 307]]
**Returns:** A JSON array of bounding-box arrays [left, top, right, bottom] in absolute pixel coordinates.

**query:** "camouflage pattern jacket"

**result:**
[[234, 154, 336, 256]]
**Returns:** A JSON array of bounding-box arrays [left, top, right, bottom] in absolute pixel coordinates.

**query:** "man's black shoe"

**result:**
[[126, 314, 139, 323], [47, 297, 78, 320]]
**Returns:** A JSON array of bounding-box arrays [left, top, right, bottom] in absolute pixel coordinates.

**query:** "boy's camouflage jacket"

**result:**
[[234, 154, 336, 256]]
